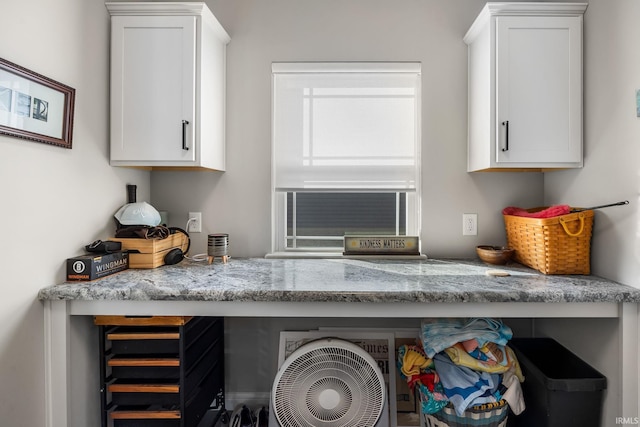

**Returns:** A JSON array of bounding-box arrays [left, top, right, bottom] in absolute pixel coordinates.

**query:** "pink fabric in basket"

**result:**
[[502, 205, 570, 218]]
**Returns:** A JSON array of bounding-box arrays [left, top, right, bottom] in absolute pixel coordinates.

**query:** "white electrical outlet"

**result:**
[[188, 212, 202, 233], [462, 213, 478, 236]]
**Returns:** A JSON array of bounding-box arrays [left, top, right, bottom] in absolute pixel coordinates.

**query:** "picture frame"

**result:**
[[0, 57, 75, 148]]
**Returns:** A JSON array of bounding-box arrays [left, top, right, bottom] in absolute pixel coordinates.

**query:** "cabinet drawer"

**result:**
[[102, 316, 215, 356], [110, 407, 181, 427], [108, 329, 180, 355], [109, 381, 180, 406], [95, 316, 193, 326], [109, 357, 180, 380]]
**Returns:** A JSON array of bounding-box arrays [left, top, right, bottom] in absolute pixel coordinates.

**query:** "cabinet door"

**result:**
[[496, 16, 582, 164], [111, 16, 196, 163]]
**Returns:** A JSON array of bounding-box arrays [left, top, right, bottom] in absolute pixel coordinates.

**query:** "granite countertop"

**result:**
[[37, 258, 640, 303]]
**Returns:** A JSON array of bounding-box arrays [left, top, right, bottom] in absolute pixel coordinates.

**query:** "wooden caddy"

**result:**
[[111, 233, 189, 269]]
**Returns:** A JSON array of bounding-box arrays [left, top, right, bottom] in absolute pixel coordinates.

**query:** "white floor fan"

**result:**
[[270, 337, 390, 427]]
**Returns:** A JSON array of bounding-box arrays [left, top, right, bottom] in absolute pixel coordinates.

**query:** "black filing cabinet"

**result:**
[[96, 316, 225, 427]]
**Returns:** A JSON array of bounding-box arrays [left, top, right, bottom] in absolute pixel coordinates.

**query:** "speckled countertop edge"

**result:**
[[37, 258, 640, 303]]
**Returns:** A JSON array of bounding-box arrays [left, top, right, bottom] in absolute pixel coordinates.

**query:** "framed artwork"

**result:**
[[0, 57, 75, 148]]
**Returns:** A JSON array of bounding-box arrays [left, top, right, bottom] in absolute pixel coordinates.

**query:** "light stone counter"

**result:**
[[37, 257, 640, 303]]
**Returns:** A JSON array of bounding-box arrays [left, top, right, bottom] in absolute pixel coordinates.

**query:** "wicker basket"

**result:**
[[503, 208, 594, 275], [423, 401, 509, 427]]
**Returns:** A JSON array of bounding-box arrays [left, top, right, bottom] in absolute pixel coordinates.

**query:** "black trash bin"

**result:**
[[508, 337, 607, 427]]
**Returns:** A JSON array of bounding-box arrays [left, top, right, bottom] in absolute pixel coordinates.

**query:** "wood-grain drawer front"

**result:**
[[109, 358, 180, 367], [109, 357, 181, 379], [108, 332, 181, 341], [109, 383, 179, 394], [109, 383, 180, 406], [95, 316, 193, 326], [111, 410, 181, 420]]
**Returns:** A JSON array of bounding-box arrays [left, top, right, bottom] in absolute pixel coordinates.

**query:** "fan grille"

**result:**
[[273, 338, 385, 427]]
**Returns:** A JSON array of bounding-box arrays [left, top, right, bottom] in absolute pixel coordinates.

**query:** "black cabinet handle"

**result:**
[[501, 120, 509, 152], [182, 120, 189, 151]]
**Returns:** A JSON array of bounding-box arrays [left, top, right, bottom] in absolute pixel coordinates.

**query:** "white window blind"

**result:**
[[272, 62, 421, 192]]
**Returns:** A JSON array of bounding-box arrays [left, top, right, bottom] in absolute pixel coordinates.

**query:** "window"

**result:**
[[271, 62, 421, 253]]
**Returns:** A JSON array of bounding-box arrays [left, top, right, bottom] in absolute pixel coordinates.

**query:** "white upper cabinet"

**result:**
[[464, 3, 587, 172], [106, 2, 230, 170]]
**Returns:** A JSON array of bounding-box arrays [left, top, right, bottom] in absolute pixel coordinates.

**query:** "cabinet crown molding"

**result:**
[[485, 2, 588, 16], [106, 2, 208, 15], [105, 2, 230, 42], [465, 2, 588, 43]]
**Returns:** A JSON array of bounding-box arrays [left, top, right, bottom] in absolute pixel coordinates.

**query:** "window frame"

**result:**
[[270, 62, 422, 256]]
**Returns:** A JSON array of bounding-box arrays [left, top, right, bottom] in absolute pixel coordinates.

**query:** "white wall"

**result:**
[[151, 0, 545, 259], [545, 0, 640, 289], [0, 0, 149, 425]]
